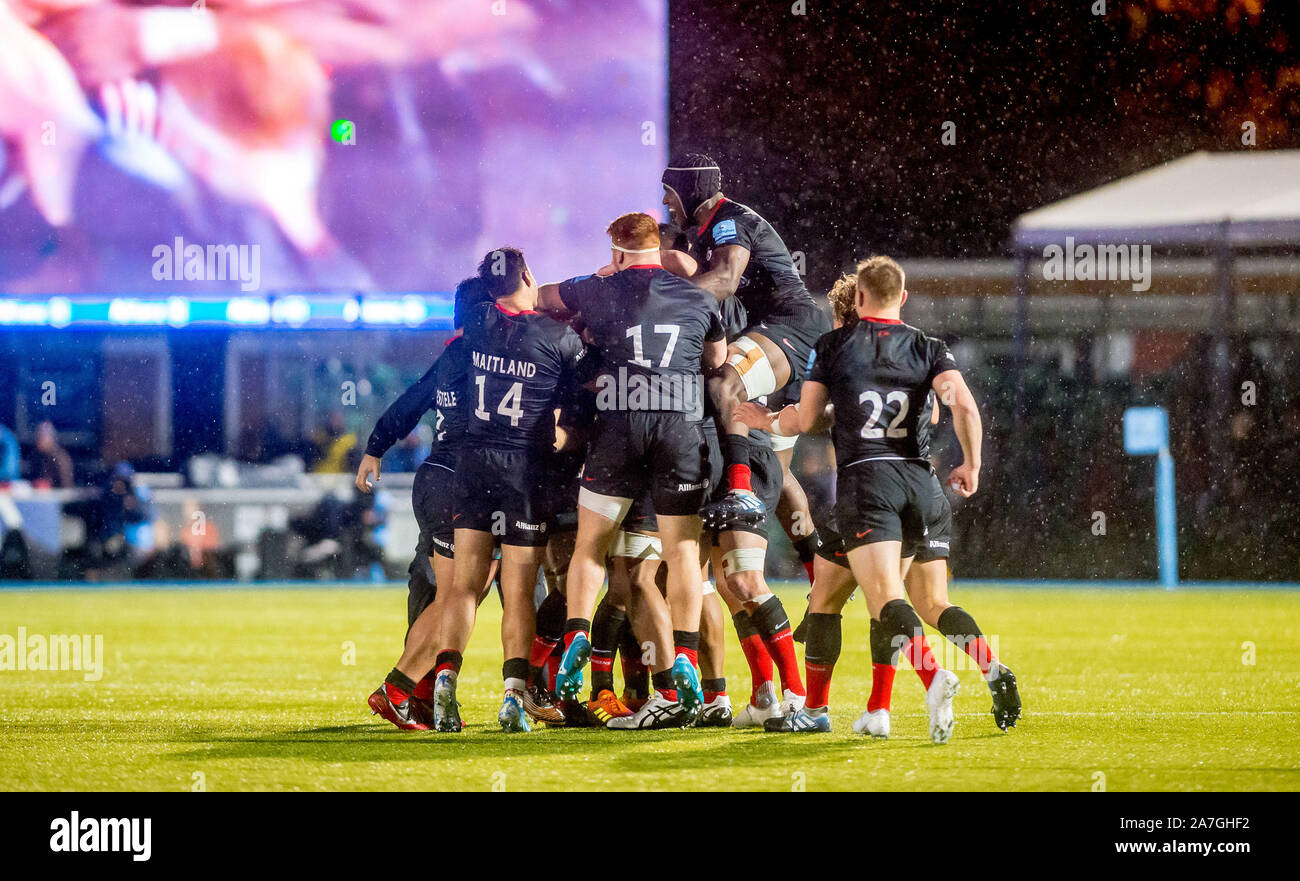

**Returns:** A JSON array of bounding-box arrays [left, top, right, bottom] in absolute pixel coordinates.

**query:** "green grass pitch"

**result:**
[[1, 582, 1297, 792]]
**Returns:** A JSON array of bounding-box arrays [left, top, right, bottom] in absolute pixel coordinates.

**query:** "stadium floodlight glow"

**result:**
[[0, 299, 52, 325], [225, 298, 272, 325], [270, 296, 312, 327], [359, 296, 430, 326], [1123, 406, 1178, 589]]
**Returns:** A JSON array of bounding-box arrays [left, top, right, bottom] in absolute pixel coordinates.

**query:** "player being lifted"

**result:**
[[738, 257, 986, 743], [660, 154, 830, 531], [415, 247, 585, 733], [538, 212, 727, 727]]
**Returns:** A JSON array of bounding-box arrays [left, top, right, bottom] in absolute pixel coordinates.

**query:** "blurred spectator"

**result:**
[[288, 490, 388, 580], [31, 421, 74, 488], [62, 462, 154, 579], [0, 423, 17, 483], [310, 410, 357, 473]]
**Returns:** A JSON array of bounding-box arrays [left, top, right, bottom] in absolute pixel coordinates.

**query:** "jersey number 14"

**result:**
[[475, 375, 524, 427]]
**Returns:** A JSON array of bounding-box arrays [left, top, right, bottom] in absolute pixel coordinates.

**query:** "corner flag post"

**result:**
[[1123, 407, 1178, 589]]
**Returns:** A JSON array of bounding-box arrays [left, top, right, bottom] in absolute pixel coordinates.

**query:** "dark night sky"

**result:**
[[668, 0, 1300, 289]]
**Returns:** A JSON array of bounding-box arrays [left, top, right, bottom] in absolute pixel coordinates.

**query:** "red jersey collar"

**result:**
[[624, 264, 662, 270], [697, 197, 728, 237], [862, 316, 903, 325], [495, 302, 538, 317]]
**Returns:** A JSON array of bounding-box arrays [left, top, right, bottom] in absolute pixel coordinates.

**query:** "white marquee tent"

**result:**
[[1013, 150, 1300, 250]]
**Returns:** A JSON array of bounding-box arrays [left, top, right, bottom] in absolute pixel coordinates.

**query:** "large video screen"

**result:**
[[0, 0, 668, 298]]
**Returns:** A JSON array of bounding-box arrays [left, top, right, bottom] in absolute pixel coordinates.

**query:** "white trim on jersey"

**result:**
[[842, 455, 930, 469]]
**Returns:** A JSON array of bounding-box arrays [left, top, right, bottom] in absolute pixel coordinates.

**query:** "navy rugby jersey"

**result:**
[[688, 198, 817, 325], [808, 318, 956, 466], [461, 301, 585, 451], [558, 266, 723, 412]]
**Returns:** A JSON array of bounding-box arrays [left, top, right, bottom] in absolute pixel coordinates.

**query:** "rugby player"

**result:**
[[737, 256, 981, 742], [660, 154, 831, 531], [537, 212, 727, 725], [418, 247, 586, 733], [653, 226, 806, 726], [361, 277, 499, 730]]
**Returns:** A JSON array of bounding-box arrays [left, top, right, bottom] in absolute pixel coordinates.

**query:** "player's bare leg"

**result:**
[[544, 528, 576, 595], [764, 553, 854, 733], [905, 559, 1020, 730], [402, 528, 495, 731], [495, 544, 546, 732], [521, 532, 571, 725], [713, 529, 805, 717], [554, 494, 626, 700], [848, 542, 958, 744], [656, 512, 707, 718], [695, 573, 733, 726], [609, 550, 697, 730], [774, 446, 821, 586], [623, 556, 672, 673], [370, 545, 492, 731]]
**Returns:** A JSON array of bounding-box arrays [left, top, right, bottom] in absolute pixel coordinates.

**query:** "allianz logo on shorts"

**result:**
[[514, 520, 546, 531], [929, 540, 949, 549], [677, 480, 709, 491], [595, 367, 704, 419]]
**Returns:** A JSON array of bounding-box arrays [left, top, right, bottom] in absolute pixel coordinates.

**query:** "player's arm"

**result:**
[[537, 283, 572, 318], [661, 249, 699, 278], [732, 381, 831, 437], [690, 244, 750, 302], [934, 369, 981, 497], [703, 338, 727, 371], [356, 358, 440, 492], [702, 307, 728, 370], [784, 380, 832, 434]]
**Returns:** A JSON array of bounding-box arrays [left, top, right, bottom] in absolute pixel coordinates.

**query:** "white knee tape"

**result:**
[[726, 337, 777, 400], [721, 547, 766, 578], [609, 530, 662, 561], [769, 432, 797, 452], [702, 579, 717, 596], [578, 487, 633, 524]]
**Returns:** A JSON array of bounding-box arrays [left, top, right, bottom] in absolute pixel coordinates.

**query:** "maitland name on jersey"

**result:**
[[471, 350, 539, 378]]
